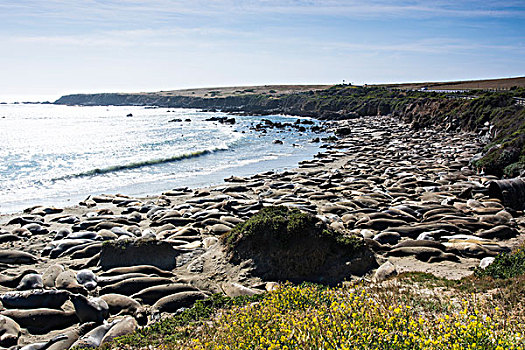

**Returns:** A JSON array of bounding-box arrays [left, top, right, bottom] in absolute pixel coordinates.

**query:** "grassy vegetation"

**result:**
[[222, 206, 363, 253], [103, 274, 524, 350], [106, 293, 265, 348], [475, 247, 525, 279]]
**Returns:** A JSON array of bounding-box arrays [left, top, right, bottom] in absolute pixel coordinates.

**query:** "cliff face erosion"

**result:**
[[55, 85, 525, 177]]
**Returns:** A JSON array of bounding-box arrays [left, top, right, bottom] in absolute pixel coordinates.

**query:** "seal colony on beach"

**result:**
[[1, 115, 524, 348]]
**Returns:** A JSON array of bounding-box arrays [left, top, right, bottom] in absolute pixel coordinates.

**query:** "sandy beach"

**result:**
[[1, 114, 524, 347]]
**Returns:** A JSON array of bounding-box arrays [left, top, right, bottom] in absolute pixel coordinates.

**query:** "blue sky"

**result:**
[[1, 0, 524, 99]]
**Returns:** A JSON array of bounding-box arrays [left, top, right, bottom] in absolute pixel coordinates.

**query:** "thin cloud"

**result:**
[[1, 0, 524, 26]]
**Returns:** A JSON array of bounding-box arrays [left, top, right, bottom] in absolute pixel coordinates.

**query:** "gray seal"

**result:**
[[70, 294, 109, 324], [99, 277, 174, 296], [16, 334, 68, 350], [100, 265, 174, 277], [97, 273, 151, 287]]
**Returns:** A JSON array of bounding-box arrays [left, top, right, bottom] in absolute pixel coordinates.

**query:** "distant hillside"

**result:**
[[377, 76, 525, 91]]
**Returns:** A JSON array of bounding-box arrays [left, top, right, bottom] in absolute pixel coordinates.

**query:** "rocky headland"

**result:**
[[1, 113, 524, 348]]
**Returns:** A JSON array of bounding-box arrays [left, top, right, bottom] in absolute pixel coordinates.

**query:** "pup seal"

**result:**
[[16, 274, 43, 290], [0, 270, 38, 288], [76, 269, 98, 290], [42, 264, 65, 288], [99, 293, 147, 325]]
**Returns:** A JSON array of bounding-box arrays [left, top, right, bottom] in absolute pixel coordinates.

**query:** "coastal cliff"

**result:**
[[55, 85, 525, 177]]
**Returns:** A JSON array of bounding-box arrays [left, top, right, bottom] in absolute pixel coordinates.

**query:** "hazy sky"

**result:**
[[1, 0, 524, 100]]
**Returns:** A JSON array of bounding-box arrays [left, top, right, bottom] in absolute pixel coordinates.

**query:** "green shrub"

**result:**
[[475, 248, 525, 279], [222, 206, 362, 253]]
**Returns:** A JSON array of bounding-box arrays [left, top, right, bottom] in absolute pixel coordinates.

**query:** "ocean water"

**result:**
[[0, 104, 325, 213]]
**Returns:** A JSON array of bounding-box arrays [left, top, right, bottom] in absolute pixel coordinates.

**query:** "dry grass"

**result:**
[[379, 76, 525, 90]]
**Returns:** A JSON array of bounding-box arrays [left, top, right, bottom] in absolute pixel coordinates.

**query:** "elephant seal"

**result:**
[[100, 316, 138, 345], [16, 274, 43, 290], [386, 246, 460, 262], [76, 270, 98, 290], [99, 277, 174, 296], [70, 243, 103, 260], [0, 314, 20, 347], [16, 334, 68, 350], [69, 294, 109, 324], [99, 294, 147, 326], [0, 270, 38, 288], [97, 273, 151, 287], [70, 320, 118, 349], [152, 291, 207, 314], [0, 250, 39, 264], [0, 290, 70, 309], [392, 240, 447, 251], [44, 239, 93, 258], [99, 293, 141, 315], [100, 265, 174, 277], [46, 322, 97, 350], [42, 264, 65, 288], [0, 233, 21, 243], [131, 283, 199, 305], [55, 270, 87, 294], [0, 309, 78, 334]]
